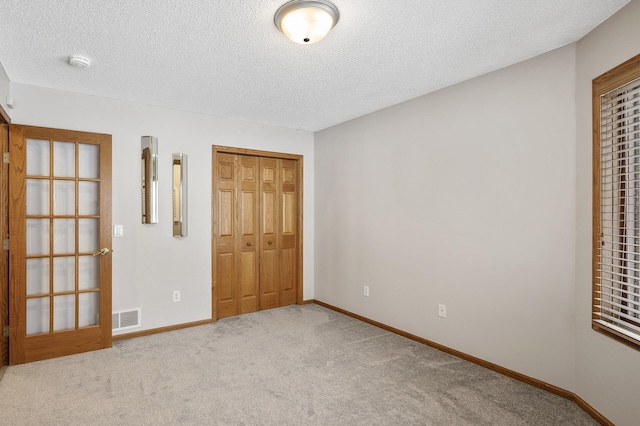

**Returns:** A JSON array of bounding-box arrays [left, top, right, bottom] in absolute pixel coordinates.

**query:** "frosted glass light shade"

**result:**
[[275, 0, 339, 44]]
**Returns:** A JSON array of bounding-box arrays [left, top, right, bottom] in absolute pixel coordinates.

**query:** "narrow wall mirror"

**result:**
[[141, 136, 158, 224], [172, 153, 188, 237]]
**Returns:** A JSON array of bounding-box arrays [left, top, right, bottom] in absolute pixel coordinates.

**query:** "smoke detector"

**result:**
[[68, 55, 91, 68]]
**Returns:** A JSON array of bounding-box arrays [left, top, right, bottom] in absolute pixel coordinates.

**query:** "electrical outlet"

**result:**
[[438, 304, 446, 318], [173, 290, 181, 303], [363, 285, 370, 297]]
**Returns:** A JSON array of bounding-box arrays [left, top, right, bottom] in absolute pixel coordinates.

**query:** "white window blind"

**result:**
[[596, 76, 640, 344]]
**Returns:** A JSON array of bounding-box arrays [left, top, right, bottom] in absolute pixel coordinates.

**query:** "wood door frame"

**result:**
[[0, 104, 10, 371], [211, 145, 304, 321]]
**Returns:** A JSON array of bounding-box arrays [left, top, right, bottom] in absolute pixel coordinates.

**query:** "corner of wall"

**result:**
[[315, 44, 579, 392], [0, 62, 11, 120]]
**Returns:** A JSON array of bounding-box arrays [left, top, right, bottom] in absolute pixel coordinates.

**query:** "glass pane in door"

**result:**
[[53, 180, 75, 215], [26, 219, 50, 255], [26, 297, 50, 335], [26, 139, 50, 176], [53, 257, 75, 292], [53, 219, 75, 254], [78, 144, 99, 178], [53, 295, 75, 331], [26, 258, 50, 295], [79, 219, 99, 253], [53, 142, 75, 177], [26, 179, 49, 215], [79, 292, 99, 328], [78, 256, 99, 290], [78, 181, 99, 215]]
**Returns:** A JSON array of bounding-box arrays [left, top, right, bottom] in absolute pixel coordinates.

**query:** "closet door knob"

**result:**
[[247, 242, 252, 246], [268, 241, 273, 245]]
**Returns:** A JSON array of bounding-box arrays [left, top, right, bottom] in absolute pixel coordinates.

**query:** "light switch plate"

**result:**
[[113, 225, 124, 238]]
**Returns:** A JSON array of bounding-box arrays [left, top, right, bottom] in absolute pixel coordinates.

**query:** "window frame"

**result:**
[[593, 52, 640, 349]]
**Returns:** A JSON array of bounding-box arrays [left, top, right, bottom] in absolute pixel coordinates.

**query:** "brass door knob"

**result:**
[[92, 248, 111, 256]]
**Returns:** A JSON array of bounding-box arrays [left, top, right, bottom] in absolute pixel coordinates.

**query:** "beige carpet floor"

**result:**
[[0, 304, 596, 425]]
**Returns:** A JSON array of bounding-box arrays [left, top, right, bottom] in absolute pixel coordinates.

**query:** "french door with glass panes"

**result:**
[[8, 125, 112, 365]]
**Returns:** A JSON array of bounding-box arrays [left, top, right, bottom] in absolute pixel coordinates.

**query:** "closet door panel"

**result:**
[[214, 153, 239, 318], [260, 249, 277, 310], [238, 155, 259, 314], [217, 253, 237, 318], [279, 159, 297, 306], [260, 157, 279, 310], [240, 252, 257, 313], [280, 248, 296, 305]]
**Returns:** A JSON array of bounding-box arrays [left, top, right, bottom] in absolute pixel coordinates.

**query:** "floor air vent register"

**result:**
[[112, 308, 141, 331]]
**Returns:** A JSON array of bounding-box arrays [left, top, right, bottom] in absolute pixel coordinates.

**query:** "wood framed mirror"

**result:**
[[172, 153, 187, 237], [141, 136, 158, 224]]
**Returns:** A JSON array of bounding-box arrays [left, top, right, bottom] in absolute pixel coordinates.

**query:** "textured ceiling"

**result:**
[[0, 0, 632, 131]]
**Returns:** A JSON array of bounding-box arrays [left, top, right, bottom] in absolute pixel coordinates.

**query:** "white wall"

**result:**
[[9, 83, 314, 334], [575, 1, 640, 425], [315, 46, 578, 391], [0, 63, 10, 117]]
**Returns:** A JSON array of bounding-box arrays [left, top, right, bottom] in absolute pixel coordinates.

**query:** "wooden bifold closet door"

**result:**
[[213, 148, 301, 319]]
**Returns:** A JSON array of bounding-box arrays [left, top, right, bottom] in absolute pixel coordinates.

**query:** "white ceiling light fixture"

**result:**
[[274, 0, 339, 45], [68, 55, 91, 68]]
